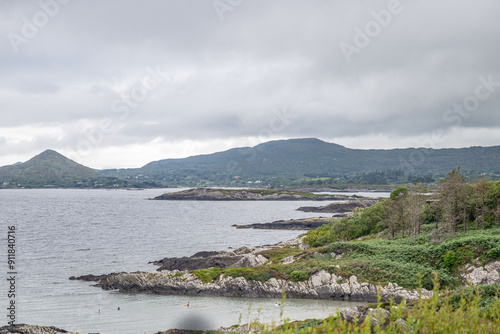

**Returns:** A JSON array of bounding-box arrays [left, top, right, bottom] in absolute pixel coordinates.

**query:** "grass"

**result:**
[[256, 246, 307, 264]]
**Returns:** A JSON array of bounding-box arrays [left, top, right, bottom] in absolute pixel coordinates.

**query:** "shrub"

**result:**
[[290, 270, 309, 282], [487, 247, 500, 261], [443, 250, 456, 269]]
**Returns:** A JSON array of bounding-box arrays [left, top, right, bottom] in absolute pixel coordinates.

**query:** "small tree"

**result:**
[[438, 168, 468, 233], [385, 186, 408, 238], [471, 177, 493, 229], [405, 191, 425, 245]]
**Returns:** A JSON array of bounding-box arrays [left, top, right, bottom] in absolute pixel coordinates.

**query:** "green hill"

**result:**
[[100, 138, 500, 186], [0, 150, 147, 188]]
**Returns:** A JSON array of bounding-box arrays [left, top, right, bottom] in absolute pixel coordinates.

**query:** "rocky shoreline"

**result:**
[[71, 238, 432, 304], [232, 216, 341, 230], [152, 188, 357, 201], [75, 268, 431, 304]]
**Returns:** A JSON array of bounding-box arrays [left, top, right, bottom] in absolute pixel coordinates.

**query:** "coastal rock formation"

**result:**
[[150, 248, 268, 272], [150, 238, 309, 272], [233, 217, 338, 230], [0, 325, 70, 334], [69, 273, 124, 281], [297, 199, 379, 213], [83, 269, 431, 304], [152, 188, 352, 201], [461, 260, 500, 285], [73, 236, 429, 303]]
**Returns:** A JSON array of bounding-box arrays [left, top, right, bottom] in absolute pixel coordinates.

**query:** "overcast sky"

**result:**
[[1, 0, 499, 169]]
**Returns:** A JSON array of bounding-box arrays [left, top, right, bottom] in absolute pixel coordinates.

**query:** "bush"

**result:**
[[290, 270, 309, 282], [443, 250, 456, 269], [487, 247, 500, 261]]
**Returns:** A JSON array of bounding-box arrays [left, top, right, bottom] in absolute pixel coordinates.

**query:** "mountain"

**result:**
[[0, 150, 148, 188], [100, 138, 500, 186], [4, 140, 499, 188]]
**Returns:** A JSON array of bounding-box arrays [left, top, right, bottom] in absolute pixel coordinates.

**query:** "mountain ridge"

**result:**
[[101, 138, 500, 186], [2, 138, 500, 188]]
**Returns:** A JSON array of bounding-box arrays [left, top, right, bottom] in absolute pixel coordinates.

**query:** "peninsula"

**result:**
[[152, 188, 357, 201]]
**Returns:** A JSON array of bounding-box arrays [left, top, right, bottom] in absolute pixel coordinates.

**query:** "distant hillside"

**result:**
[[100, 138, 500, 187], [0, 150, 150, 188]]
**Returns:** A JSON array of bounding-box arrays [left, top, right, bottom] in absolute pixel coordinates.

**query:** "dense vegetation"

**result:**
[[298, 170, 500, 289], [305, 169, 500, 246]]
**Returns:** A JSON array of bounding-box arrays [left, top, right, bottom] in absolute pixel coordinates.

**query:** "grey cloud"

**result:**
[[1, 0, 499, 165]]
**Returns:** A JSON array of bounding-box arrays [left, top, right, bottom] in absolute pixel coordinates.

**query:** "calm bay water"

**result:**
[[0, 189, 376, 333]]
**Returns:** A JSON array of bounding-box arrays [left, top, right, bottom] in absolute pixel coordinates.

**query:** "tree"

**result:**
[[385, 186, 408, 239], [438, 168, 469, 233], [471, 177, 493, 229], [405, 191, 425, 245]]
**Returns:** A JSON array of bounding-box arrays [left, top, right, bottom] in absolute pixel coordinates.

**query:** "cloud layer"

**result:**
[[1, 0, 499, 168]]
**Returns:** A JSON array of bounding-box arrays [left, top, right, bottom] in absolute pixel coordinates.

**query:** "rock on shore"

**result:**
[[77, 269, 431, 304]]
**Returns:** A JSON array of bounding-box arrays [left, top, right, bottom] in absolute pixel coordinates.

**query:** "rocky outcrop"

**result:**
[[152, 188, 352, 201], [0, 325, 71, 334], [233, 217, 338, 230], [69, 273, 124, 281], [297, 199, 379, 213], [151, 247, 269, 272], [461, 260, 500, 285], [150, 237, 310, 271], [83, 269, 431, 303], [72, 235, 429, 303]]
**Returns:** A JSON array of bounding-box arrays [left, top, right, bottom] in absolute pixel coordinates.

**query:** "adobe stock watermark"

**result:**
[[399, 74, 499, 173], [339, 0, 404, 64], [7, 0, 71, 53], [213, 0, 243, 21], [226, 106, 296, 174], [69, 65, 169, 163]]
